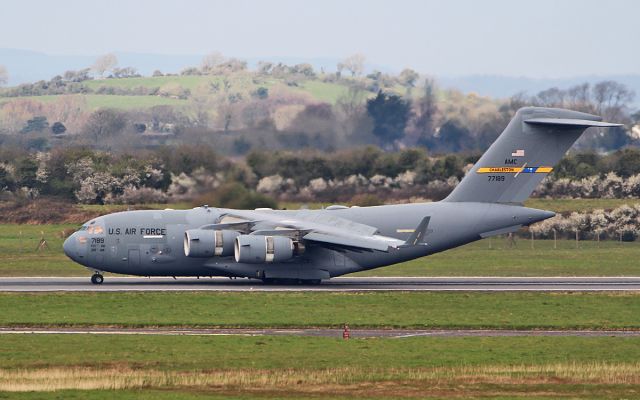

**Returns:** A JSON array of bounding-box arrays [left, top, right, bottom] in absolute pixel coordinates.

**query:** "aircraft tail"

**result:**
[[444, 107, 621, 204]]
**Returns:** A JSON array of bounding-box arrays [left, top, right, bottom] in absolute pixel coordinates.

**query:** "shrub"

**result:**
[[193, 182, 277, 210]]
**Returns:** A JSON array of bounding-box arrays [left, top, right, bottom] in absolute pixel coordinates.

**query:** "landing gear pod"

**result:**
[[234, 235, 294, 263], [184, 229, 240, 257]]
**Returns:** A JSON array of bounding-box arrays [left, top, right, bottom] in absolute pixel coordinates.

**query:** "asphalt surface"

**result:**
[[2, 326, 639, 338], [3, 276, 640, 291]]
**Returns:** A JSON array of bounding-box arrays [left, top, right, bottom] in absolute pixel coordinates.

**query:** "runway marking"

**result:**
[[2, 327, 640, 338]]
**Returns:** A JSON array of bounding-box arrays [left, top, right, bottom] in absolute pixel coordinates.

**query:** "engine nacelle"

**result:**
[[184, 229, 239, 258], [234, 235, 294, 263]]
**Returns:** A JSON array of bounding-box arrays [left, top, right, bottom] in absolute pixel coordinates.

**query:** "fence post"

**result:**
[[530, 230, 534, 249], [553, 229, 557, 249], [575, 229, 579, 249]]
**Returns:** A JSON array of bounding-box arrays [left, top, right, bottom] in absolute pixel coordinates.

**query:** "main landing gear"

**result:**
[[262, 278, 322, 285], [90, 273, 104, 285]]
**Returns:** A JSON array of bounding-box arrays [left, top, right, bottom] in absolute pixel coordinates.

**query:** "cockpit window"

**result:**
[[82, 223, 104, 235]]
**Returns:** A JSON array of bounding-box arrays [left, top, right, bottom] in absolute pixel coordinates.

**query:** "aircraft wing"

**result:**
[[199, 209, 428, 252]]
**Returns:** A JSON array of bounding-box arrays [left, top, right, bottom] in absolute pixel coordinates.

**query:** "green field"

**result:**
[[1, 291, 638, 329], [0, 224, 83, 276], [2, 334, 639, 370], [1, 222, 639, 277], [293, 80, 351, 104], [359, 239, 640, 277], [0, 94, 187, 110], [83, 75, 214, 91], [1, 334, 640, 398]]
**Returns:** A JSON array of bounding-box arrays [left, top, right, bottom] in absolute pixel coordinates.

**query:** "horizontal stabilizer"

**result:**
[[524, 118, 622, 128]]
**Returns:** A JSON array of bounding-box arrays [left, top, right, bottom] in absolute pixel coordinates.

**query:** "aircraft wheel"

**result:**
[[91, 274, 104, 285]]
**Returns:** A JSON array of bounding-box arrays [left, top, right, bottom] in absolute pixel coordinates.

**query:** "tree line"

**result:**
[[2, 146, 640, 207]]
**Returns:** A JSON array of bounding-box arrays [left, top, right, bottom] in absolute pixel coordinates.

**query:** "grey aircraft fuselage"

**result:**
[[63, 202, 552, 281], [62, 106, 621, 283]]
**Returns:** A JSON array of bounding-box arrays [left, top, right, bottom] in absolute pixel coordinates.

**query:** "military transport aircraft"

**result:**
[[63, 107, 621, 284]]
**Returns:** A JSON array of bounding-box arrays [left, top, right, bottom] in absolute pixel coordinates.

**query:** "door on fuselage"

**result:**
[[128, 249, 140, 268]]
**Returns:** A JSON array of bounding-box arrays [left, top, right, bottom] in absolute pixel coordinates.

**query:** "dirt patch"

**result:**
[[0, 199, 102, 224]]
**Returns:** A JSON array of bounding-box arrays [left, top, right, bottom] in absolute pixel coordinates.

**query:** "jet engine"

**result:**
[[183, 229, 240, 257], [234, 235, 295, 263]]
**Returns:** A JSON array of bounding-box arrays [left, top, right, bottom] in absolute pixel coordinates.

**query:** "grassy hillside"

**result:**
[[83, 75, 211, 91], [0, 74, 394, 111], [0, 93, 187, 110]]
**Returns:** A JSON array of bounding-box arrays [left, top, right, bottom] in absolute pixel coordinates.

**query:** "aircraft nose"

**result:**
[[63, 233, 75, 259]]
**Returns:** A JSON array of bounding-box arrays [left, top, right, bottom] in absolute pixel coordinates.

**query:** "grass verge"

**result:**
[[1, 291, 639, 329]]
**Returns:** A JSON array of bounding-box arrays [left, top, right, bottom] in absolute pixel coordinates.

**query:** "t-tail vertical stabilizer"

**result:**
[[444, 107, 622, 204]]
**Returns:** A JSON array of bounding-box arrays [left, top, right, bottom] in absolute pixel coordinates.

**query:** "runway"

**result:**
[[3, 276, 640, 291], [2, 326, 640, 338]]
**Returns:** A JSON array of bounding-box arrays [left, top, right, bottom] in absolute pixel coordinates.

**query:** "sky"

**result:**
[[1, 0, 638, 78]]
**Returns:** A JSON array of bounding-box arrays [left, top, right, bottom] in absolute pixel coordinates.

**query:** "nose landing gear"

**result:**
[[90, 273, 104, 284]]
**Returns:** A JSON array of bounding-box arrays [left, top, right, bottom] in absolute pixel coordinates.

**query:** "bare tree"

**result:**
[[593, 80, 635, 122], [92, 53, 118, 77], [84, 108, 128, 143], [566, 83, 592, 112], [409, 78, 438, 146], [201, 51, 225, 72], [0, 65, 8, 86], [339, 53, 365, 77], [534, 87, 566, 107], [257, 61, 273, 75], [399, 68, 419, 96], [336, 83, 367, 121]]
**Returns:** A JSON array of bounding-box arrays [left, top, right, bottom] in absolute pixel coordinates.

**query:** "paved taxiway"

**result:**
[[2, 276, 640, 291], [2, 326, 639, 338]]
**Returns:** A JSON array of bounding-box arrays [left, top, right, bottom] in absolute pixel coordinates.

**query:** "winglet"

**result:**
[[404, 216, 431, 246]]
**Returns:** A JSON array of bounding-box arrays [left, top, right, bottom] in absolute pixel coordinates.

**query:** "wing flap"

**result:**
[[303, 232, 399, 252], [198, 221, 257, 232]]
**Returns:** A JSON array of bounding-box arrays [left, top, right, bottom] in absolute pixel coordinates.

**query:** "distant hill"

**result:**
[[1, 48, 638, 107], [0, 48, 348, 85]]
